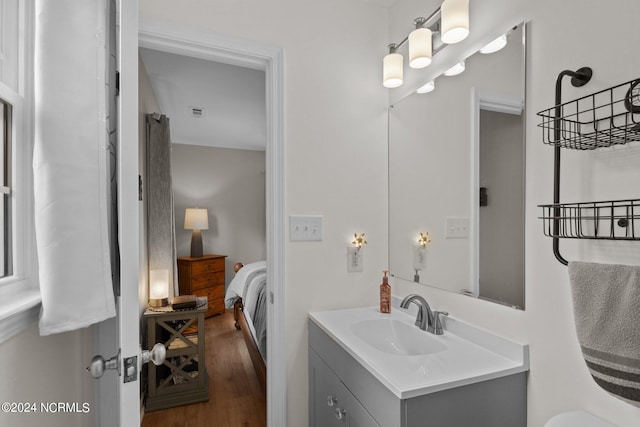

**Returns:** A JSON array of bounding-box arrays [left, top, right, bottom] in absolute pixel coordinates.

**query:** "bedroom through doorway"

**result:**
[[138, 32, 274, 426]]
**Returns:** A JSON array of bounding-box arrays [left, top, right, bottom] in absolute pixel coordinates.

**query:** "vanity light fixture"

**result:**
[[382, 0, 471, 88], [441, 0, 470, 44], [480, 34, 507, 54], [416, 80, 436, 94], [444, 60, 466, 76], [383, 44, 404, 88], [409, 18, 432, 69]]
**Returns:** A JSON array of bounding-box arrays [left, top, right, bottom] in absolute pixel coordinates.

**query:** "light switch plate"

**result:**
[[289, 215, 323, 241], [446, 217, 469, 239]]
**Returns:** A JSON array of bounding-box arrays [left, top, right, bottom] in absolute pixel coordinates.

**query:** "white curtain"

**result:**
[[34, 0, 116, 335]]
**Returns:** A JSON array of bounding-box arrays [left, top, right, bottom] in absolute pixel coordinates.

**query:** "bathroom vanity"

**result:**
[[308, 303, 529, 426]]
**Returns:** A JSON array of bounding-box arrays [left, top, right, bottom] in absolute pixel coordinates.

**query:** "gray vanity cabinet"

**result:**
[[310, 349, 380, 427], [308, 319, 527, 427]]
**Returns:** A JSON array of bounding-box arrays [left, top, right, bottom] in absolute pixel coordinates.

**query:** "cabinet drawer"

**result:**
[[191, 258, 224, 275], [191, 271, 225, 290]]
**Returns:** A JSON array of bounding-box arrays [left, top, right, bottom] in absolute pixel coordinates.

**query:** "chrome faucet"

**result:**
[[400, 294, 448, 335]]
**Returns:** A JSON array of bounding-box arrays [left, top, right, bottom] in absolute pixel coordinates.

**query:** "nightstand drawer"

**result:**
[[192, 258, 224, 275], [191, 271, 225, 290]]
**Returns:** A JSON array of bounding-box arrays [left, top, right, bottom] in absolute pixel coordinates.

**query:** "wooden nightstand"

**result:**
[[177, 254, 226, 318]]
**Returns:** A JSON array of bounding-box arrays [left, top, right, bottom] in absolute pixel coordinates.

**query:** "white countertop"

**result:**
[[309, 300, 529, 399]]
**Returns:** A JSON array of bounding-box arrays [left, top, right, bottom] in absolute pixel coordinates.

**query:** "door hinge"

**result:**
[[269, 291, 274, 304], [138, 175, 143, 201], [115, 71, 120, 96]]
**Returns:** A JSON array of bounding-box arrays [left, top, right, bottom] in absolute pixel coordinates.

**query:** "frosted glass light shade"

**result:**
[[416, 80, 435, 94], [441, 0, 469, 44], [444, 61, 466, 76], [149, 269, 169, 307], [409, 28, 432, 69], [383, 52, 404, 88], [480, 34, 507, 54], [184, 208, 209, 230]]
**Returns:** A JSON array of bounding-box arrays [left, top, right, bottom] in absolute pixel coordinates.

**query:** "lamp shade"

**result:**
[[441, 0, 469, 44], [480, 34, 507, 54], [149, 269, 169, 307], [444, 60, 466, 76], [184, 208, 209, 230], [416, 80, 435, 94], [383, 52, 403, 88], [409, 27, 432, 69]]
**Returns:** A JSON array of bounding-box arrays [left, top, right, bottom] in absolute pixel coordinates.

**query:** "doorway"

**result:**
[[138, 21, 285, 426]]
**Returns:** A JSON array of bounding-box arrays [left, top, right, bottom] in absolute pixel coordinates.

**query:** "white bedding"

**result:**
[[224, 260, 268, 359], [224, 260, 267, 310]]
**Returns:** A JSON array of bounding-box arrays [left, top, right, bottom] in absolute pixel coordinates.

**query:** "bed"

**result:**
[[224, 260, 267, 393]]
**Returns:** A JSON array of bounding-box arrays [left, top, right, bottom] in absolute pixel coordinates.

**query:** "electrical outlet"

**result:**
[[289, 215, 323, 241], [347, 247, 364, 272], [446, 217, 469, 239]]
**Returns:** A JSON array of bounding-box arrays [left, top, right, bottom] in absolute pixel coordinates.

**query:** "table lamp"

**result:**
[[184, 208, 209, 257], [149, 269, 169, 307]]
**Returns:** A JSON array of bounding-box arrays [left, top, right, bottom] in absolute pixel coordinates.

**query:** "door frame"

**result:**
[[138, 18, 286, 426], [470, 87, 524, 298]]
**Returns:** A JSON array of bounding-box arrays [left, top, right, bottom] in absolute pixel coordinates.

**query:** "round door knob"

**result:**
[[86, 352, 119, 379], [87, 355, 106, 379], [142, 343, 166, 366]]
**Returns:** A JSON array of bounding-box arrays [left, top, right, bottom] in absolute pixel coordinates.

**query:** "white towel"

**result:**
[[568, 261, 640, 406]]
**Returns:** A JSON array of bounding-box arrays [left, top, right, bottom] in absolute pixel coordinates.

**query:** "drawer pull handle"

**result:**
[[327, 395, 337, 407], [334, 408, 346, 421]]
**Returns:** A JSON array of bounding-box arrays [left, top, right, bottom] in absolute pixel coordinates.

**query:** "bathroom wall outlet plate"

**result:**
[[413, 245, 427, 270], [445, 217, 469, 239], [347, 246, 364, 272], [289, 215, 323, 241]]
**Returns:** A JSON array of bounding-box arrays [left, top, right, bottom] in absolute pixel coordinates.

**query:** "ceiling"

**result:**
[[140, 48, 267, 151]]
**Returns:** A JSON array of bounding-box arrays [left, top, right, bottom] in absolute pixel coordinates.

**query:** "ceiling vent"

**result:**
[[189, 106, 205, 118]]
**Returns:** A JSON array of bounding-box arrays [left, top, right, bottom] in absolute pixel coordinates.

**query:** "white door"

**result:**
[[92, 0, 142, 425]]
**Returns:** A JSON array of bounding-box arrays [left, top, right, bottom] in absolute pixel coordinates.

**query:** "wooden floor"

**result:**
[[142, 309, 266, 427]]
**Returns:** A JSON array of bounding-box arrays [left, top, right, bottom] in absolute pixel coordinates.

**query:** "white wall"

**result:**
[[172, 144, 266, 286], [391, 0, 640, 426], [138, 1, 390, 426], [0, 324, 94, 427]]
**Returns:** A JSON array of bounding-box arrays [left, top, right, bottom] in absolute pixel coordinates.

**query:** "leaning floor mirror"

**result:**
[[389, 22, 526, 309]]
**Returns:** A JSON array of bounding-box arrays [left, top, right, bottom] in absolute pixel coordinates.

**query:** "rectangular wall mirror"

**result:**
[[389, 22, 526, 309]]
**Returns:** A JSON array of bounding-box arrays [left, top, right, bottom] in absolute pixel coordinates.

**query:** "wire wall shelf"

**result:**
[[537, 68, 640, 265], [537, 78, 640, 150], [539, 199, 640, 240]]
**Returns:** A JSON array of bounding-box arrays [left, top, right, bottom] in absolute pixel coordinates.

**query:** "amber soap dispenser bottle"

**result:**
[[380, 270, 391, 313]]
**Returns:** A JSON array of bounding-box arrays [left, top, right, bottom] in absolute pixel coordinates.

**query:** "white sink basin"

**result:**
[[351, 318, 447, 356], [309, 300, 529, 399]]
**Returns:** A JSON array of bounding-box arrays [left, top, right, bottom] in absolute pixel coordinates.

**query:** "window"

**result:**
[[0, 0, 39, 343], [0, 99, 12, 278]]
